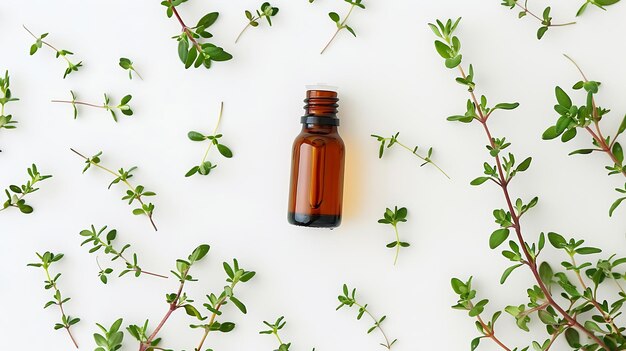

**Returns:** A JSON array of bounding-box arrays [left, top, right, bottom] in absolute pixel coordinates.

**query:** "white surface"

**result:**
[[1, 1, 625, 350]]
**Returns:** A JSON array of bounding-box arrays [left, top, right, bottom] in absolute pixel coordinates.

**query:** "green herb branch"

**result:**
[[500, 0, 620, 39], [127, 244, 210, 351], [0, 70, 18, 134], [236, 2, 280, 43], [52, 91, 133, 121], [260, 316, 289, 350], [28, 252, 80, 349], [337, 284, 396, 350], [23, 25, 82, 78], [371, 132, 450, 178], [186, 102, 233, 177], [70, 148, 157, 231], [320, 0, 365, 54], [79, 225, 168, 283], [191, 259, 256, 351], [451, 278, 513, 351], [94, 318, 125, 351], [432, 17, 618, 350], [119, 58, 143, 80], [1, 163, 52, 214], [161, 0, 232, 70], [377, 206, 409, 265], [260, 316, 316, 351], [543, 54, 626, 216]]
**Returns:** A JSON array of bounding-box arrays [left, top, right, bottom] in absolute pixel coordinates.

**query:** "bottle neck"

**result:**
[[301, 90, 340, 127], [302, 124, 338, 134]]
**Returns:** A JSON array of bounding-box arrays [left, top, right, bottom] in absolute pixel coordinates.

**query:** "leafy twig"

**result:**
[[94, 318, 125, 351], [543, 54, 626, 216], [79, 225, 168, 283], [260, 316, 316, 351], [52, 91, 133, 121], [127, 244, 210, 351], [236, 2, 280, 43], [119, 58, 143, 80], [431, 17, 614, 349], [186, 102, 233, 177], [320, 0, 365, 54], [23, 25, 82, 78], [70, 148, 158, 231], [28, 252, 80, 349], [161, 1, 232, 70], [191, 259, 256, 351], [336, 284, 396, 349], [377, 206, 409, 265], [500, 1, 576, 39], [371, 132, 450, 178], [1, 163, 52, 214], [0, 70, 18, 134]]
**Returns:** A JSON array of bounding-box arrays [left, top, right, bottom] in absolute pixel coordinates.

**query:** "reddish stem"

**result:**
[[457, 66, 610, 350], [168, 0, 203, 53], [139, 273, 187, 351]]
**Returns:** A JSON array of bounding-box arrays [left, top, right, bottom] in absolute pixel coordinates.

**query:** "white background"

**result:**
[[1, 0, 626, 350]]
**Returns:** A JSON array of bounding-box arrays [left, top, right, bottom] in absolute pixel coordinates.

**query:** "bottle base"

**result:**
[[288, 212, 341, 228]]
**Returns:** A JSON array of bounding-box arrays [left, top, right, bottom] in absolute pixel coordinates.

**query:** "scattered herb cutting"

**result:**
[[127, 244, 210, 351], [188, 259, 256, 351], [161, 0, 232, 70], [543, 55, 626, 216], [51, 91, 133, 121], [70, 148, 158, 231], [320, 0, 365, 54], [23, 25, 82, 78], [433, 17, 626, 350], [28, 252, 80, 349], [371, 132, 450, 178], [79, 225, 168, 284], [500, 0, 620, 39], [260, 317, 316, 351], [119, 58, 143, 80], [337, 284, 396, 350], [0, 70, 18, 135], [1, 164, 51, 214], [377, 206, 409, 265], [236, 2, 279, 43], [186, 102, 233, 177], [93, 318, 125, 351]]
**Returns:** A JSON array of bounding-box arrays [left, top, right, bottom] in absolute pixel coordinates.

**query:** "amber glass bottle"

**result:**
[[288, 88, 346, 228]]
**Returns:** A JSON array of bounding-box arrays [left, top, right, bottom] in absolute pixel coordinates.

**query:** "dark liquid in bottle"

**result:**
[[288, 89, 345, 228]]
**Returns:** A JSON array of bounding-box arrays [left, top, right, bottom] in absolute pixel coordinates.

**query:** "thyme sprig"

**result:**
[[543, 55, 626, 216], [1, 163, 51, 214], [320, 0, 365, 54], [500, 1, 576, 39], [52, 91, 133, 121], [500, 0, 620, 39], [23, 25, 82, 78], [94, 318, 125, 351], [161, 1, 232, 70], [377, 206, 409, 265], [190, 259, 256, 351], [186, 102, 233, 177], [79, 225, 168, 283], [371, 132, 450, 178], [0, 70, 18, 133], [337, 284, 396, 350], [236, 2, 280, 43], [27, 252, 80, 349], [119, 58, 143, 80], [70, 148, 158, 231], [432, 17, 625, 350], [127, 244, 209, 351], [260, 317, 316, 351]]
